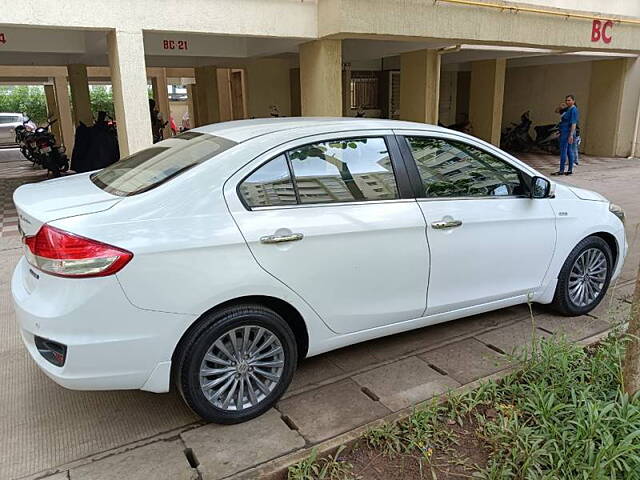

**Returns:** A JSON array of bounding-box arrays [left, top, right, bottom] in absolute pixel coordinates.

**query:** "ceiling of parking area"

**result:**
[[0, 27, 637, 72]]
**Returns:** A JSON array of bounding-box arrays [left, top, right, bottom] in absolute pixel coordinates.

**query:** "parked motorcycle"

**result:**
[[31, 118, 70, 177], [533, 123, 561, 155], [14, 116, 37, 162], [500, 111, 534, 152]]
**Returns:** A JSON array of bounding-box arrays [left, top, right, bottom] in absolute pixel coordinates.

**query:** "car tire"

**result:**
[[174, 304, 297, 424], [550, 236, 613, 316]]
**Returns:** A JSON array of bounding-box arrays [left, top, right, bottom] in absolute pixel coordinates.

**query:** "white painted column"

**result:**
[[399, 49, 441, 124], [67, 64, 93, 126], [107, 29, 153, 156], [53, 75, 75, 153], [44, 85, 63, 145]]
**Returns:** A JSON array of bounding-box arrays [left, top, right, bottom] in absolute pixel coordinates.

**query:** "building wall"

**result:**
[[319, 0, 640, 51], [503, 62, 592, 141], [245, 59, 292, 118], [519, 0, 640, 18]]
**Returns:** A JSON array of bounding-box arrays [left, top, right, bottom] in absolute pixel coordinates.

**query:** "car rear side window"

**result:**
[[288, 137, 399, 204], [91, 132, 236, 196], [239, 155, 297, 208], [406, 137, 525, 198]]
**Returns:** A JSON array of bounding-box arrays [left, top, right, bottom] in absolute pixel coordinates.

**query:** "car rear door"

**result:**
[[225, 130, 430, 334], [394, 130, 557, 316]]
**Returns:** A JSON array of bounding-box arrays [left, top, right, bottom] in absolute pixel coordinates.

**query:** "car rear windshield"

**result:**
[[0, 115, 20, 124], [91, 132, 236, 196]]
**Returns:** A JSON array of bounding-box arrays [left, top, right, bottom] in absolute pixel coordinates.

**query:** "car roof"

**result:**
[[192, 117, 448, 143], [0, 112, 22, 116]]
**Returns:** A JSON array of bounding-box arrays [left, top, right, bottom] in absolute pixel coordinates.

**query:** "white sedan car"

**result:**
[[12, 118, 626, 423]]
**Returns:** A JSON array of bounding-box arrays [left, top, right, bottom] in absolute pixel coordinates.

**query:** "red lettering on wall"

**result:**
[[592, 19, 613, 44], [0, 33, 6, 45], [602, 20, 613, 44], [162, 39, 188, 51]]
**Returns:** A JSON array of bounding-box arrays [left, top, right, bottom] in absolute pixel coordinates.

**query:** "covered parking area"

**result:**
[[1, 1, 640, 478], [0, 0, 639, 162]]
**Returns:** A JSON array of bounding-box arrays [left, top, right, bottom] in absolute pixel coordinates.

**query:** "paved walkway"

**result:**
[[0, 153, 637, 480]]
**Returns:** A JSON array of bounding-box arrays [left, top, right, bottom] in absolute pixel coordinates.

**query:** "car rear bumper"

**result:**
[[11, 256, 196, 392]]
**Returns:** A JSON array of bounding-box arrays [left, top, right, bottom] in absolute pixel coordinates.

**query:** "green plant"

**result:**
[[475, 335, 640, 479], [90, 86, 114, 115], [0, 85, 47, 124], [288, 446, 358, 480]]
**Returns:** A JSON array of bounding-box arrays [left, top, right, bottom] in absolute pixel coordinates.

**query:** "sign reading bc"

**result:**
[[591, 19, 613, 44], [162, 40, 188, 51], [0, 33, 6, 45]]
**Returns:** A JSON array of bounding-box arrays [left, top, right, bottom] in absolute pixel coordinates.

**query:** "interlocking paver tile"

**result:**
[[278, 379, 390, 443], [69, 440, 197, 480], [352, 357, 460, 411], [476, 320, 551, 355], [419, 338, 509, 384], [181, 409, 303, 480]]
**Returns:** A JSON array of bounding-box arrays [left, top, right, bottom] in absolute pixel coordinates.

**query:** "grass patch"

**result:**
[[287, 333, 640, 479]]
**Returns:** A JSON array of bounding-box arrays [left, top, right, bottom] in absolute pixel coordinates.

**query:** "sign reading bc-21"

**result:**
[[162, 40, 188, 51]]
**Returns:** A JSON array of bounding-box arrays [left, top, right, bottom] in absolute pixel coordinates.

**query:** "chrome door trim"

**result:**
[[260, 233, 304, 244]]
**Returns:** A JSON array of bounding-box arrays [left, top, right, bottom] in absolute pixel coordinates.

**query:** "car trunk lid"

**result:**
[[13, 173, 122, 236]]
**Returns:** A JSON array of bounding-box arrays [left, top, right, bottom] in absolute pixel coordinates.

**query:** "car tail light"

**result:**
[[23, 225, 133, 278]]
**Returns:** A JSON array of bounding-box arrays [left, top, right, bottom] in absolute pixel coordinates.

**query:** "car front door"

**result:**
[[225, 131, 430, 334], [396, 132, 557, 316]]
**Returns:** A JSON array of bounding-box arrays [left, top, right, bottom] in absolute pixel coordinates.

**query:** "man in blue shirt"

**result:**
[[553, 94, 579, 176]]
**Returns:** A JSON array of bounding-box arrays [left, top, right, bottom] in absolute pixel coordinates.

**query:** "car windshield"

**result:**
[[0, 115, 20, 124], [91, 132, 236, 196]]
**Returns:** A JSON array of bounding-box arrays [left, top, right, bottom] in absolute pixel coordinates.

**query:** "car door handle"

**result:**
[[260, 233, 304, 244], [431, 219, 462, 230]]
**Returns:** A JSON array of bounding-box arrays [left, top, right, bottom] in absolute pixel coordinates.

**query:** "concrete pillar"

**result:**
[[290, 68, 301, 117], [194, 66, 220, 126], [456, 71, 471, 123], [67, 64, 93, 126], [585, 58, 640, 157], [399, 49, 441, 124], [299, 39, 342, 116], [186, 84, 198, 128], [44, 85, 63, 146], [469, 59, 506, 146], [245, 58, 291, 118], [52, 75, 75, 153], [217, 68, 233, 122], [151, 69, 172, 139], [107, 29, 153, 156]]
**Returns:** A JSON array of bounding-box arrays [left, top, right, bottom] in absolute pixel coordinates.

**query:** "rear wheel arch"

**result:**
[[171, 295, 309, 371]]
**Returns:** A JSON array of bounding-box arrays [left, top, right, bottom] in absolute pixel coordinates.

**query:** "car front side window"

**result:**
[[406, 137, 526, 198], [288, 137, 399, 204]]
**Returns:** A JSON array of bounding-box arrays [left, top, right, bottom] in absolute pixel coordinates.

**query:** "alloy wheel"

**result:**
[[199, 325, 284, 411], [568, 248, 608, 307]]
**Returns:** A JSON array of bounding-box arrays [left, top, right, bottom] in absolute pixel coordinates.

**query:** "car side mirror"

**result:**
[[530, 176, 551, 198]]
